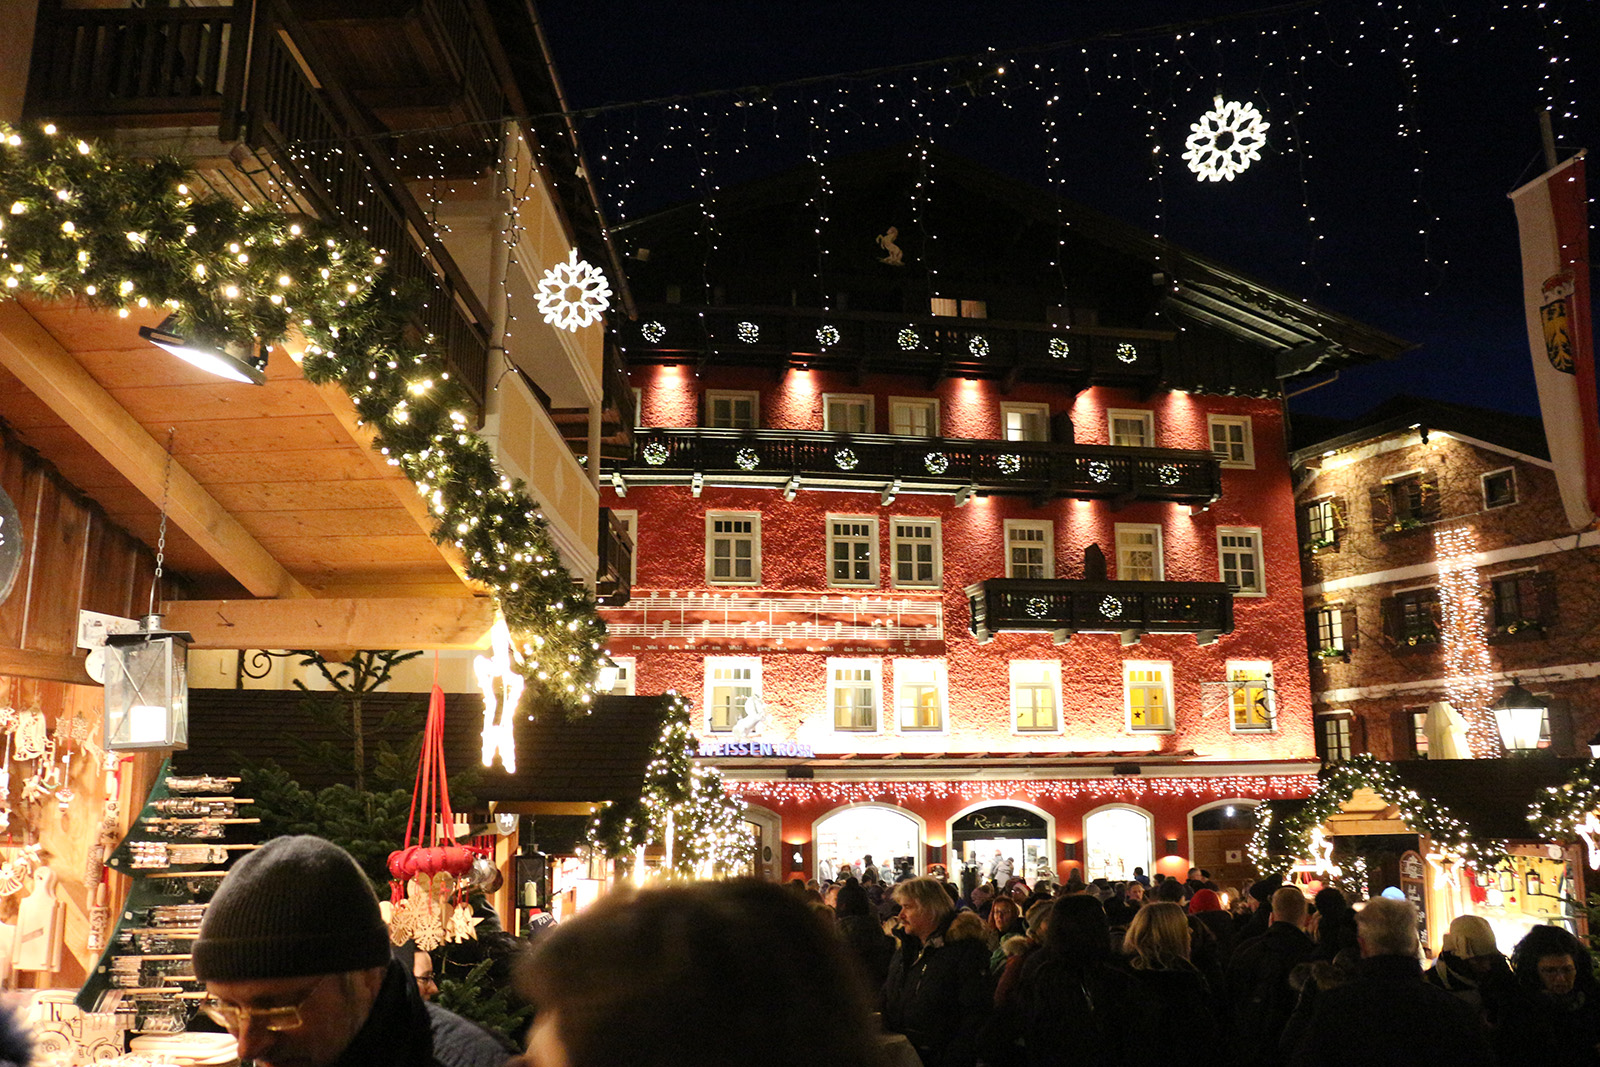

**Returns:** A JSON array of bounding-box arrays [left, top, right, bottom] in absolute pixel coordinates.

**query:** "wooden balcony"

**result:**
[[965, 578, 1234, 644], [626, 304, 1168, 390], [596, 508, 634, 607], [614, 428, 1222, 506]]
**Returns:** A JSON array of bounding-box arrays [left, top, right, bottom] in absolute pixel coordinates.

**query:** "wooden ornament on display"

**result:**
[[13, 866, 66, 973]]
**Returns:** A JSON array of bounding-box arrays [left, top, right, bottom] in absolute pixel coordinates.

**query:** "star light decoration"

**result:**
[[535, 248, 611, 332], [1183, 96, 1271, 182], [474, 616, 524, 774]]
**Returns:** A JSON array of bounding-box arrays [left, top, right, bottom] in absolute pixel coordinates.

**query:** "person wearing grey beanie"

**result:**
[[193, 835, 514, 1067]]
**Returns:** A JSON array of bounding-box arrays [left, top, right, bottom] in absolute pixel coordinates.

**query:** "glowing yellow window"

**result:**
[[1127, 667, 1170, 731], [1230, 664, 1273, 731]]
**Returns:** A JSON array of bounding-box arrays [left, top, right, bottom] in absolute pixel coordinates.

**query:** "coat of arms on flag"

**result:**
[[1541, 270, 1576, 374]]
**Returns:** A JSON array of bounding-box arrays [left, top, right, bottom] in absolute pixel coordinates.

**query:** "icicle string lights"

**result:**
[[728, 774, 1317, 806]]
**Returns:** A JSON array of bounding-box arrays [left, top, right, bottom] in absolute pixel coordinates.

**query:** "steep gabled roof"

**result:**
[[1290, 395, 1550, 464]]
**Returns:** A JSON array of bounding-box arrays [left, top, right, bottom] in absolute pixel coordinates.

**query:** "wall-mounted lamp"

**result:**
[[1164, 837, 1181, 856], [139, 316, 267, 385], [1060, 841, 1078, 862]]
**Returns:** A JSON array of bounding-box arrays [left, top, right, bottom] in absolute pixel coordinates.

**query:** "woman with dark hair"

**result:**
[[514, 879, 884, 1067], [883, 876, 994, 1067], [1011, 895, 1133, 1067], [837, 878, 896, 991], [1496, 923, 1600, 1067], [1121, 902, 1223, 1066]]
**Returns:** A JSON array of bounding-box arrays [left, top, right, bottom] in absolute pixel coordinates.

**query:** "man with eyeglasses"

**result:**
[[192, 835, 515, 1067]]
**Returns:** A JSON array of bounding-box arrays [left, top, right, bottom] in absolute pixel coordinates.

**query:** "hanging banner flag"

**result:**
[[1510, 151, 1598, 531]]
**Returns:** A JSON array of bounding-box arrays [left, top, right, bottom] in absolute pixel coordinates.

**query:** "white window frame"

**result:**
[[1125, 660, 1175, 734], [889, 397, 941, 438], [608, 656, 636, 697], [1312, 603, 1345, 653], [1207, 415, 1255, 469], [1010, 660, 1063, 734], [705, 389, 759, 429], [1000, 402, 1051, 443], [828, 657, 882, 733], [891, 517, 942, 589], [1004, 520, 1054, 580], [704, 657, 761, 734], [1114, 523, 1164, 582], [823, 393, 875, 434], [1305, 496, 1338, 546], [1227, 660, 1275, 733], [894, 659, 947, 733], [1107, 408, 1155, 448], [705, 511, 761, 585], [826, 514, 878, 588], [1481, 467, 1517, 509], [1217, 526, 1265, 596], [1318, 711, 1353, 762], [610, 509, 638, 585]]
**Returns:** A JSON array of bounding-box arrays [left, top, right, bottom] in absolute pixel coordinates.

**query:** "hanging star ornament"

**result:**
[[536, 248, 612, 332], [1183, 96, 1270, 182]]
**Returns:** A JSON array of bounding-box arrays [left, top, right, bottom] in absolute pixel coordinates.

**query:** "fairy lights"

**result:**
[[1433, 524, 1499, 756], [727, 774, 1317, 806]]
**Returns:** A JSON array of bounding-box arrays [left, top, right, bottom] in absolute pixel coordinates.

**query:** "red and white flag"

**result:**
[[1510, 151, 1597, 531]]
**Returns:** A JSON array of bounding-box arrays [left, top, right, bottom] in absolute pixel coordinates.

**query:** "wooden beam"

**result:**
[[0, 647, 93, 686], [163, 595, 497, 650], [0, 302, 312, 600], [490, 801, 600, 816], [291, 348, 479, 590]]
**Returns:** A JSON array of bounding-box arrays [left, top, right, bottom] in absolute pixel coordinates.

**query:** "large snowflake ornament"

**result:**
[[536, 248, 612, 332], [1183, 96, 1270, 182]]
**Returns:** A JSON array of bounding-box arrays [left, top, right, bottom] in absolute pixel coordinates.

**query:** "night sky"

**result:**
[[541, 2, 1597, 420]]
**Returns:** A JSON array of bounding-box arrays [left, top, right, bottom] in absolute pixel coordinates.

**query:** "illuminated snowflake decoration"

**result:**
[[1088, 460, 1112, 483], [1099, 596, 1124, 620], [817, 325, 841, 348], [1183, 95, 1270, 183], [1049, 337, 1071, 359], [969, 335, 990, 358], [898, 328, 922, 351], [735, 321, 760, 344], [1116, 343, 1138, 364], [997, 454, 1021, 475], [642, 441, 669, 466], [1025, 597, 1050, 619], [735, 447, 761, 471], [924, 452, 950, 475], [536, 248, 612, 332], [641, 320, 666, 343], [1158, 464, 1181, 486], [834, 448, 859, 471]]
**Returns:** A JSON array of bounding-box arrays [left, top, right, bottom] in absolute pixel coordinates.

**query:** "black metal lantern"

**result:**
[[1490, 679, 1547, 755], [103, 613, 191, 750]]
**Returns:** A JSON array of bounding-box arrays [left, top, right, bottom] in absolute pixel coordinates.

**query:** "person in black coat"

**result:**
[[835, 878, 895, 992], [882, 876, 993, 1067], [1286, 897, 1496, 1067], [1227, 885, 1315, 1067], [1496, 923, 1600, 1067], [1121, 901, 1223, 1067], [1010, 895, 1134, 1067]]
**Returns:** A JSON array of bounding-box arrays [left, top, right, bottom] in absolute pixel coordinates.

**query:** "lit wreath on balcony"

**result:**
[[1158, 464, 1181, 486], [0, 123, 606, 709], [834, 448, 859, 471], [1049, 337, 1071, 359], [735, 321, 760, 344], [1099, 596, 1124, 619], [997, 454, 1021, 475], [735, 447, 761, 471], [1088, 460, 1112, 483], [1116, 343, 1138, 364], [968, 335, 990, 358], [897, 327, 921, 351], [641, 320, 666, 343], [1025, 597, 1050, 619], [924, 452, 950, 475], [642, 441, 670, 466], [816, 324, 841, 348]]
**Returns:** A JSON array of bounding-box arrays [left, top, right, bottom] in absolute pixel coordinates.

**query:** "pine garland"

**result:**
[[0, 122, 605, 709], [1248, 755, 1502, 874], [1529, 759, 1600, 841], [587, 691, 752, 875]]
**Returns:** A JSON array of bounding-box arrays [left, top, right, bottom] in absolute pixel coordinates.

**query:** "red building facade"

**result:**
[[597, 149, 1409, 886]]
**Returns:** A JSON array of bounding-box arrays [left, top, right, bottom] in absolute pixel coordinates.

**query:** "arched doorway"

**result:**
[[1188, 800, 1260, 888], [1084, 805, 1153, 882], [949, 802, 1055, 891], [813, 804, 923, 882]]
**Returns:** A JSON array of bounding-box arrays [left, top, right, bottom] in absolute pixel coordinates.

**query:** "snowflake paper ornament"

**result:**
[[1183, 96, 1270, 182], [536, 248, 612, 332]]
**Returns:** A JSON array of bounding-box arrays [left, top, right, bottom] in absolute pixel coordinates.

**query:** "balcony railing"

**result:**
[[966, 578, 1234, 643], [617, 428, 1222, 505], [626, 304, 1168, 387], [596, 508, 634, 607]]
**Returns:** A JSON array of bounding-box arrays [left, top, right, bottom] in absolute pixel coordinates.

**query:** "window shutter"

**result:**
[[1548, 699, 1575, 755], [1418, 468, 1441, 520], [1379, 597, 1399, 644], [1050, 411, 1076, 444], [1390, 711, 1413, 759], [1306, 610, 1320, 657], [1296, 504, 1312, 548], [1341, 605, 1360, 650], [1536, 570, 1559, 627], [1369, 485, 1393, 533], [1351, 715, 1368, 756], [696, 391, 707, 427], [1330, 496, 1348, 536]]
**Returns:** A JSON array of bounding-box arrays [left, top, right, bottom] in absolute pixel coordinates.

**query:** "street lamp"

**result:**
[[1491, 679, 1547, 755]]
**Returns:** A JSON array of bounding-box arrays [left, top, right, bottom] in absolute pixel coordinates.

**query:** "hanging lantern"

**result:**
[[102, 613, 190, 750]]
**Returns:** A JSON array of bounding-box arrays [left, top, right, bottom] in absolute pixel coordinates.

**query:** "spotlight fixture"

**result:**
[[138, 316, 266, 385]]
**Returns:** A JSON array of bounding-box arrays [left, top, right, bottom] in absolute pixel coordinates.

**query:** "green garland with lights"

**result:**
[[587, 691, 752, 876], [0, 122, 605, 709], [1529, 759, 1600, 841], [1248, 755, 1503, 876]]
